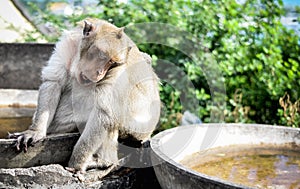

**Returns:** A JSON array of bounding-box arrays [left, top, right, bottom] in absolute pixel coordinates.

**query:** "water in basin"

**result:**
[[0, 117, 31, 138], [181, 144, 300, 188]]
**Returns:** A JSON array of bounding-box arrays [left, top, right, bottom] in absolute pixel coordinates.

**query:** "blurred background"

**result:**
[[0, 0, 299, 130]]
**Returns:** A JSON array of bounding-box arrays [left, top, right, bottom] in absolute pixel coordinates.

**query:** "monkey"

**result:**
[[9, 18, 161, 174]]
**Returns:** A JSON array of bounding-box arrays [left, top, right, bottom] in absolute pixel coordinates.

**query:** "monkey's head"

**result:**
[[74, 18, 134, 85]]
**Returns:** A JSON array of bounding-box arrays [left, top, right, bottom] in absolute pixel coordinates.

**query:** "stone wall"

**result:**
[[0, 43, 54, 89]]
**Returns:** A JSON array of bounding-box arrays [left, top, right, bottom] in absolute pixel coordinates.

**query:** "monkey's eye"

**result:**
[[98, 50, 109, 61]]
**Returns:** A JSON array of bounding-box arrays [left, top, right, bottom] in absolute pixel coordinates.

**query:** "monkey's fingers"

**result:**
[[8, 132, 24, 151], [65, 167, 86, 181], [7, 132, 23, 139], [7, 132, 13, 139], [15, 135, 24, 151], [8, 132, 33, 152], [74, 171, 85, 182], [65, 167, 76, 173], [23, 137, 29, 153]]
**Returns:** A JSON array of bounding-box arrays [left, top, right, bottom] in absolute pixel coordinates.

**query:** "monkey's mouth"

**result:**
[[79, 72, 94, 85], [79, 60, 118, 85]]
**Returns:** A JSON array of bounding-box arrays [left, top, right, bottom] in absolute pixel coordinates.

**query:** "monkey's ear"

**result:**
[[83, 20, 94, 37], [116, 27, 124, 39]]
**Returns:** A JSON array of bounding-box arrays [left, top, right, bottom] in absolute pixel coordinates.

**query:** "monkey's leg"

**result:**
[[124, 99, 161, 142]]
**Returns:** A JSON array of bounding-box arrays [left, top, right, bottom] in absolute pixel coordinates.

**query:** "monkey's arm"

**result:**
[[32, 81, 63, 134], [68, 107, 117, 172], [9, 81, 63, 151], [8, 50, 68, 151], [68, 84, 119, 172], [8, 31, 80, 151]]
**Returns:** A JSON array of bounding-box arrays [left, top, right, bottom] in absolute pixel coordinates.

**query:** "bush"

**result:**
[[15, 0, 300, 128]]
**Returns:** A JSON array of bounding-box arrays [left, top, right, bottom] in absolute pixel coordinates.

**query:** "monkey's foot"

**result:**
[[65, 167, 78, 173], [66, 164, 117, 183], [84, 165, 117, 183]]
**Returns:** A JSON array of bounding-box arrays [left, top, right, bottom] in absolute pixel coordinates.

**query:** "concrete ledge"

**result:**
[[0, 134, 154, 188], [0, 164, 137, 188], [0, 133, 79, 168]]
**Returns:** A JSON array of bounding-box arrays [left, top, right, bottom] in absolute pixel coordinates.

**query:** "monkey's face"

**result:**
[[75, 19, 130, 85]]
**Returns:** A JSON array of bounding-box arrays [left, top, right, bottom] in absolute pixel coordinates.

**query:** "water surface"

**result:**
[[181, 144, 300, 189]]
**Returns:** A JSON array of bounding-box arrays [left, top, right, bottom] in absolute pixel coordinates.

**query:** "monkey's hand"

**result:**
[[8, 129, 45, 152]]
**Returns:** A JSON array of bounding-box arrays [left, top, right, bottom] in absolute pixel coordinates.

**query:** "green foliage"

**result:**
[[15, 0, 300, 128], [186, 0, 300, 125]]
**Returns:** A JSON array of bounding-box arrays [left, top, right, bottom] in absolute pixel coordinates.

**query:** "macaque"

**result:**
[[9, 18, 160, 174]]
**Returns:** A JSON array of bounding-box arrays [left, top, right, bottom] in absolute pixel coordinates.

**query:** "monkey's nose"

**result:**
[[79, 72, 92, 84]]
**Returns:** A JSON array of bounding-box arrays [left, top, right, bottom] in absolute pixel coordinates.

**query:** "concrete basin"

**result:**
[[150, 124, 300, 189]]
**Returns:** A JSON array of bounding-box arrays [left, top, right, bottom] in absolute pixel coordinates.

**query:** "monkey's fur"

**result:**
[[10, 18, 160, 173]]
